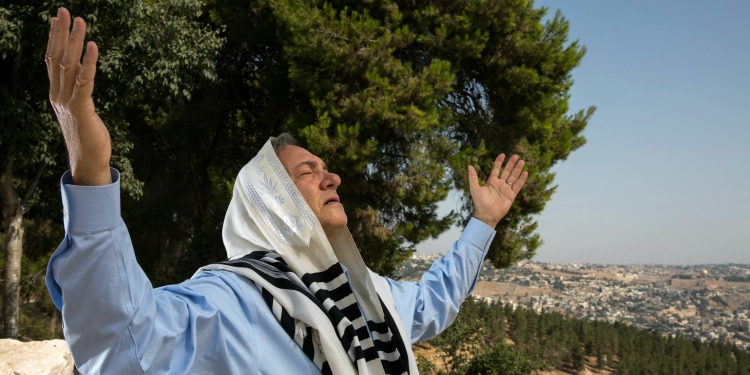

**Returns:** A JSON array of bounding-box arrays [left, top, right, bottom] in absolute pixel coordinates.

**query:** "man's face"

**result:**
[[277, 145, 347, 239]]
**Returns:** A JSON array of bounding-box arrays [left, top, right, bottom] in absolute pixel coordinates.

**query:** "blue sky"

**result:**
[[417, 0, 750, 264]]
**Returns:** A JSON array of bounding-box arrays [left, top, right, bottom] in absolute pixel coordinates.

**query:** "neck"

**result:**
[[324, 227, 342, 243]]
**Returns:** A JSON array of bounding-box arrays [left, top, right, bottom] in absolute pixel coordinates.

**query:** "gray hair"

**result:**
[[270, 133, 297, 155]]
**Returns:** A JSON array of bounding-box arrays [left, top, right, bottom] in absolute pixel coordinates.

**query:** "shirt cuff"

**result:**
[[61, 168, 121, 233], [460, 217, 497, 254]]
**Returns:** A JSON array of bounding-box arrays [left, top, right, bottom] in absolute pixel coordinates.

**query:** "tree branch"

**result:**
[[21, 162, 47, 212]]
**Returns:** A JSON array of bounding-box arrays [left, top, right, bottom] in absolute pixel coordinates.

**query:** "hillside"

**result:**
[[398, 258, 750, 374]]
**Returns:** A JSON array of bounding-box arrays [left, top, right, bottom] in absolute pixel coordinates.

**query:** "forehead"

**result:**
[[277, 145, 325, 172]]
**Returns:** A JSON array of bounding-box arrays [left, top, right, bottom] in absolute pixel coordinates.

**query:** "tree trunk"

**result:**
[[0, 156, 23, 339], [0, 155, 45, 339], [1, 207, 23, 339], [49, 310, 59, 335]]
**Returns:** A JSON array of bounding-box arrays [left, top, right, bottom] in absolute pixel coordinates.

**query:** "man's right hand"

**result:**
[[46, 7, 112, 186]]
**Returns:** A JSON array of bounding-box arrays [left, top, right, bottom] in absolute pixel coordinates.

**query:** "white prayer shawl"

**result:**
[[196, 139, 418, 375]]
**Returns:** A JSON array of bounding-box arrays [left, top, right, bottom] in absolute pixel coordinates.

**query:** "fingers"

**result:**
[[494, 153, 528, 193], [498, 154, 519, 182], [505, 157, 524, 184], [472, 153, 529, 194], [46, 8, 71, 105], [488, 153, 506, 180], [59, 17, 87, 104], [467, 165, 480, 191], [45, 17, 55, 84], [70, 41, 98, 109], [510, 171, 529, 193], [45, 8, 96, 116]]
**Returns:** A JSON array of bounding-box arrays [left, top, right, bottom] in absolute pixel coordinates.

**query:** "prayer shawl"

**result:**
[[196, 140, 418, 375]]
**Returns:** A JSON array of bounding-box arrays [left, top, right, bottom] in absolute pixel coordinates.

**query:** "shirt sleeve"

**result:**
[[385, 218, 495, 343], [44, 170, 251, 374], [46, 169, 146, 373]]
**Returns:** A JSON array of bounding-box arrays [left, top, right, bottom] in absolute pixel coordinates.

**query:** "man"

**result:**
[[44, 7, 528, 374]]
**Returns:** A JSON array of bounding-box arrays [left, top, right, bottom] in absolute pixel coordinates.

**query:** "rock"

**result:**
[[0, 339, 74, 375]]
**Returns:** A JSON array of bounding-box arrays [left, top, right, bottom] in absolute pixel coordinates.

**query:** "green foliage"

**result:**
[[5, 0, 593, 335], [430, 297, 483, 372], [464, 343, 539, 375], [81, 0, 592, 282], [0, 219, 62, 340], [18, 248, 61, 340], [121, 0, 286, 283], [247, 0, 593, 272], [427, 297, 544, 375], [396, 1, 594, 268], [271, 0, 460, 274], [1, 0, 222, 333], [1, 0, 223, 206], [424, 300, 750, 375], [416, 354, 437, 375], [266, 0, 593, 271]]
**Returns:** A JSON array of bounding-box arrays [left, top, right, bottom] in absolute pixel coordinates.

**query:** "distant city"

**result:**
[[396, 255, 750, 351]]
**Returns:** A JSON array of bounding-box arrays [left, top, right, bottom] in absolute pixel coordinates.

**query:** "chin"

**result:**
[[322, 219, 347, 235]]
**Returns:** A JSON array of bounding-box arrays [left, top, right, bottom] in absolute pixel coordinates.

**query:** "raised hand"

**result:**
[[468, 154, 528, 228], [46, 7, 112, 186]]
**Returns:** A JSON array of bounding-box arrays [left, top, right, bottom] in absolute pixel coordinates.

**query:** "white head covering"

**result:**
[[200, 138, 418, 374]]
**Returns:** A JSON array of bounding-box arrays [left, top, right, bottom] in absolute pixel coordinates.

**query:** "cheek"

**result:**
[[297, 188, 319, 211]]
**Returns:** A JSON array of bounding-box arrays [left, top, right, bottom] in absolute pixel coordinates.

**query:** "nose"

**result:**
[[321, 171, 341, 190]]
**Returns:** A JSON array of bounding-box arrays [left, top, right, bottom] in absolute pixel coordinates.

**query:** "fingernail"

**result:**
[[57, 8, 62, 17]]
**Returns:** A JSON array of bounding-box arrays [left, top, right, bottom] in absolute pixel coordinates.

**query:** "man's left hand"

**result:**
[[468, 154, 528, 228]]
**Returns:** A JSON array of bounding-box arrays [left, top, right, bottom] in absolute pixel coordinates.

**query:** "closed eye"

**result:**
[[294, 160, 325, 177]]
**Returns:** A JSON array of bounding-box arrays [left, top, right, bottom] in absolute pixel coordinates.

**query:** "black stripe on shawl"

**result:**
[[374, 298, 411, 374], [321, 361, 333, 375], [296, 264, 368, 359], [280, 307, 295, 338], [260, 287, 274, 306], [260, 287, 297, 342], [301, 263, 346, 284], [239, 251, 282, 262], [371, 337, 398, 354], [354, 325, 371, 341], [220, 257, 333, 371], [339, 303, 363, 321], [220, 255, 365, 360], [301, 326, 315, 359], [362, 345, 382, 361], [315, 280, 355, 302], [300, 264, 408, 370], [366, 320, 390, 334], [218, 258, 319, 304], [218, 254, 410, 374]]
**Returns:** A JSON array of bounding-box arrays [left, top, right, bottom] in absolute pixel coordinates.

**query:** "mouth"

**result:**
[[324, 196, 340, 205]]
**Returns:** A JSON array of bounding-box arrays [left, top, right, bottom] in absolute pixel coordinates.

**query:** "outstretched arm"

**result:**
[[468, 154, 528, 228], [386, 154, 528, 342], [46, 7, 111, 186], [45, 10, 256, 373]]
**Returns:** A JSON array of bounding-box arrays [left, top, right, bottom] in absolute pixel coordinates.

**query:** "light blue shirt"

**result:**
[[46, 170, 496, 374]]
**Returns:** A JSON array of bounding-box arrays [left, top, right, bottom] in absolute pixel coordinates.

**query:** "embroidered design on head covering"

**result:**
[[237, 142, 315, 247], [257, 169, 285, 207]]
